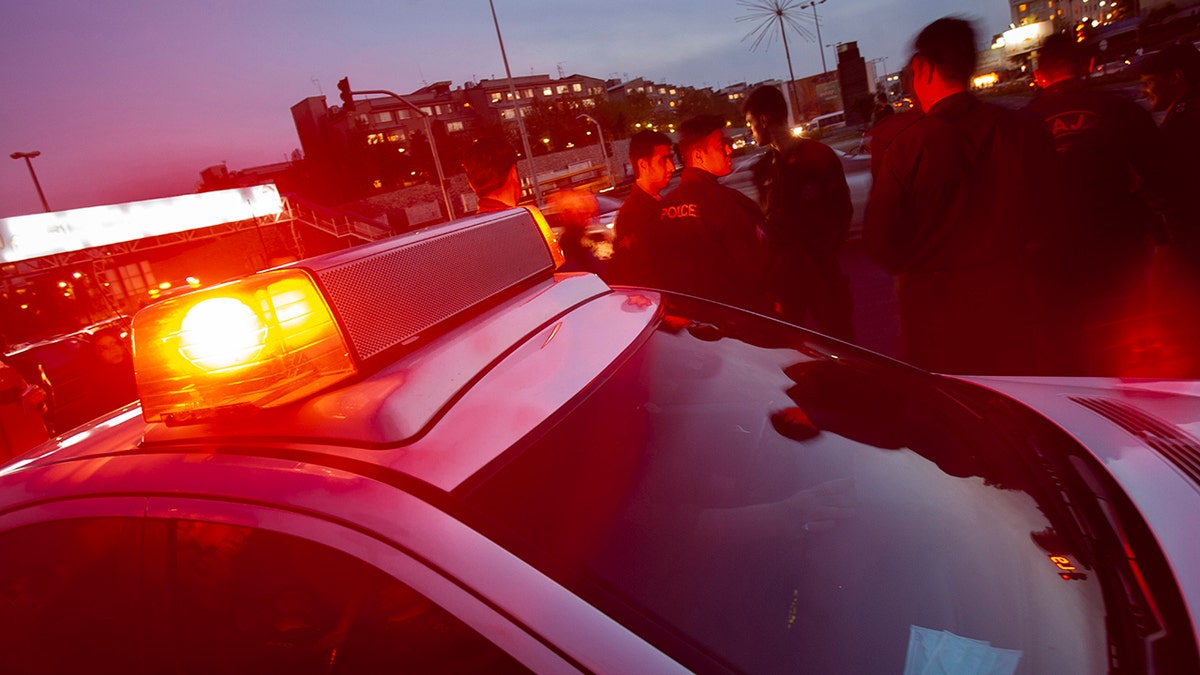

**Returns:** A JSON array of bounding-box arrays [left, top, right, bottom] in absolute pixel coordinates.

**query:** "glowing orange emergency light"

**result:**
[[528, 206, 567, 269], [133, 269, 355, 424], [132, 207, 563, 426]]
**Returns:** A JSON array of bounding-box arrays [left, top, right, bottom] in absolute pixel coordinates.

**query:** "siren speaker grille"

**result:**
[[316, 213, 553, 361]]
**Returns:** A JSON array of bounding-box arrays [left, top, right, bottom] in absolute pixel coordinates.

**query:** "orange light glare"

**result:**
[[1050, 555, 1077, 571], [179, 298, 267, 370], [525, 206, 566, 269], [132, 268, 356, 424]]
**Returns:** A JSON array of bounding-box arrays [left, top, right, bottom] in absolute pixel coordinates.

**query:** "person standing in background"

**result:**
[[744, 85, 855, 341]]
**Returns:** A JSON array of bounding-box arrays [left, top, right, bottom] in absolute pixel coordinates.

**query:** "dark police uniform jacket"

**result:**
[[1026, 77, 1167, 265], [752, 138, 855, 338], [607, 184, 661, 287], [1161, 89, 1200, 251], [646, 167, 773, 315], [864, 91, 1060, 375]]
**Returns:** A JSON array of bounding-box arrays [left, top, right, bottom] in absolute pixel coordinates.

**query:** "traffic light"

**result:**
[[337, 77, 354, 110]]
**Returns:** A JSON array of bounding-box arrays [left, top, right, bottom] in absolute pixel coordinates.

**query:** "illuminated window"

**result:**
[[419, 107, 432, 115], [572, 83, 582, 92], [501, 109, 515, 120], [490, 92, 502, 103], [543, 87, 553, 96], [114, 261, 154, 302], [524, 89, 534, 98], [1019, 3, 1027, 10], [373, 111, 391, 124], [397, 109, 411, 120], [446, 121, 464, 133], [556, 85, 568, 94], [506, 92, 514, 101]]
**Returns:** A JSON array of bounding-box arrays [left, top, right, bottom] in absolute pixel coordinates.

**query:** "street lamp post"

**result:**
[[799, 0, 829, 73], [10, 151, 51, 212], [342, 89, 453, 221], [576, 114, 612, 188], [489, 0, 543, 207]]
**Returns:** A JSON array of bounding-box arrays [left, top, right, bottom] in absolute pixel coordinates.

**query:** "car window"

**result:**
[[463, 296, 1112, 674], [0, 517, 529, 674]]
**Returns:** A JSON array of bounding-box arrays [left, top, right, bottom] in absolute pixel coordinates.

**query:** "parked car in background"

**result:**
[[798, 110, 847, 137], [3, 317, 135, 434]]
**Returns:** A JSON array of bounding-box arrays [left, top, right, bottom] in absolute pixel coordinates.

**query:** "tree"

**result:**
[[593, 92, 653, 138], [676, 88, 740, 125]]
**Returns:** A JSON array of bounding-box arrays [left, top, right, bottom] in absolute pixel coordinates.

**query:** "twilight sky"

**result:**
[[0, 0, 1010, 218]]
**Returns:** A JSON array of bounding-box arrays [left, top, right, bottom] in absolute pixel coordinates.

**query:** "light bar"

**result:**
[[131, 207, 564, 426], [133, 269, 355, 424]]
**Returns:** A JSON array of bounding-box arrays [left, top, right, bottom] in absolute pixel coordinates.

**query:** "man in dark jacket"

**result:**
[[608, 130, 675, 286], [865, 17, 1060, 375], [1026, 33, 1171, 375], [646, 115, 773, 314], [744, 84, 855, 340], [1142, 43, 1200, 375], [463, 135, 522, 214]]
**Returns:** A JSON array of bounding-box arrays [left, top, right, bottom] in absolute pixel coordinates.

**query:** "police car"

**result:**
[[0, 208, 1197, 674]]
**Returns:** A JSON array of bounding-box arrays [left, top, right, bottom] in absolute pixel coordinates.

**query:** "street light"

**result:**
[[489, 0, 543, 207], [339, 87, 453, 221], [10, 151, 51, 212], [576, 114, 612, 189], [799, 0, 829, 73]]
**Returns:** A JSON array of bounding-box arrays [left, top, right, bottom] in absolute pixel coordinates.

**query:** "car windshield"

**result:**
[[462, 296, 1114, 673]]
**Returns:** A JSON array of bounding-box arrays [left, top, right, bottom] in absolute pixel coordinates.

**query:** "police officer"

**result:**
[[646, 115, 773, 314], [1141, 43, 1200, 375], [864, 17, 1060, 375], [608, 130, 675, 286], [1026, 33, 1171, 375], [463, 135, 522, 214], [744, 84, 855, 341]]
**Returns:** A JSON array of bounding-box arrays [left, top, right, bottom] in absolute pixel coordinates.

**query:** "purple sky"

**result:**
[[0, 0, 1010, 218]]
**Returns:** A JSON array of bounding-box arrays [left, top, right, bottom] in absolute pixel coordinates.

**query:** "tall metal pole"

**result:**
[[488, 0, 543, 207], [776, 15, 801, 129], [10, 151, 50, 212], [576, 114, 611, 188], [800, 0, 828, 73]]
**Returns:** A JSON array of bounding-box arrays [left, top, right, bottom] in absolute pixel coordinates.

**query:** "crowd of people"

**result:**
[[463, 16, 1200, 378], [866, 18, 1200, 377]]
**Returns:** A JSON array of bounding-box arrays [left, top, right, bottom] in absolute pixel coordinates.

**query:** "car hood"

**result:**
[[955, 374, 1200, 638]]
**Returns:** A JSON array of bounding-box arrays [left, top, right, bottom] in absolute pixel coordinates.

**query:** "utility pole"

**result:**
[[10, 151, 50, 212], [799, 0, 829, 73], [577, 114, 612, 188], [489, 0, 543, 206]]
